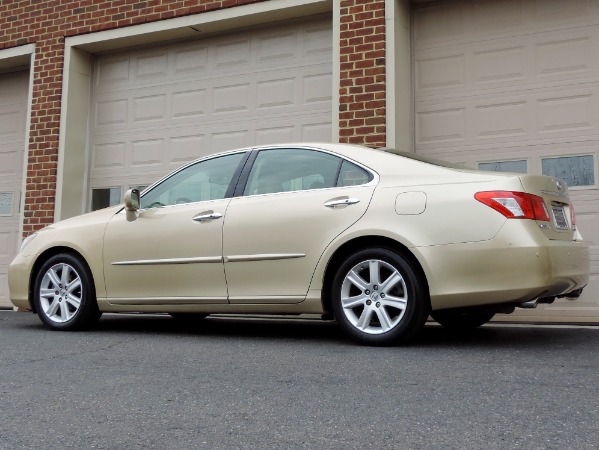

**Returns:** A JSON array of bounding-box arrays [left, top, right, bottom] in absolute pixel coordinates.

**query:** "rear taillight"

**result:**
[[474, 191, 551, 221]]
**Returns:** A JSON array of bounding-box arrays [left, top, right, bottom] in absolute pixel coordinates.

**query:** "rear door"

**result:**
[[222, 147, 377, 303]]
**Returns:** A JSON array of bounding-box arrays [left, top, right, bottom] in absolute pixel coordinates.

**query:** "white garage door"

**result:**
[[413, 0, 599, 322], [90, 18, 333, 211], [0, 71, 28, 308]]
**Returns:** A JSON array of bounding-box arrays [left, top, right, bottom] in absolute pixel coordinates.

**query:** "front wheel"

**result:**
[[33, 253, 101, 331], [330, 248, 429, 345]]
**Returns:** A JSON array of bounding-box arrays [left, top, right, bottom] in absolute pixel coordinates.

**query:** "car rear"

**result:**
[[366, 150, 590, 311]]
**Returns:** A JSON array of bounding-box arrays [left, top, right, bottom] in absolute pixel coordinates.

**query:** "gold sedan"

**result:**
[[9, 144, 590, 345]]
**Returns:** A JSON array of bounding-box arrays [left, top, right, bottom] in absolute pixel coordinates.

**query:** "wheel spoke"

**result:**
[[368, 260, 380, 286], [375, 307, 393, 332], [60, 264, 72, 286], [379, 272, 402, 294], [346, 269, 368, 291], [46, 299, 60, 317], [60, 302, 70, 321], [381, 295, 407, 310], [356, 307, 373, 330], [39, 288, 55, 300], [342, 294, 368, 309], [65, 293, 81, 309], [46, 268, 61, 288], [66, 277, 81, 294]]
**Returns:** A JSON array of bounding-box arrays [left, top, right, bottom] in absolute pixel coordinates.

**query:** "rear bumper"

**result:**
[[417, 220, 590, 310]]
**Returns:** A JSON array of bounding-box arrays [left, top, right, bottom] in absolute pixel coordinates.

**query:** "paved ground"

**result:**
[[1, 310, 598, 449]]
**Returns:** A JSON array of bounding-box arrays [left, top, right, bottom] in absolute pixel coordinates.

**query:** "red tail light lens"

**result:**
[[474, 191, 550, 221]]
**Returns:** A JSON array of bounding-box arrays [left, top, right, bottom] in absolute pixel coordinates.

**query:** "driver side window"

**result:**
[[140, 152, 244, 209]]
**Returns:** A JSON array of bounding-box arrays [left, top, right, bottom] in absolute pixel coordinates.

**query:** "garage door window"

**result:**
[[91, 187, 121, 211], [478, 160, 528, 174], [541, 155, 596, 187]]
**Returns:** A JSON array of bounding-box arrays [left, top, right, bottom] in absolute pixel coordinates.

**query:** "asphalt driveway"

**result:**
[[1, 311, 598, 449]]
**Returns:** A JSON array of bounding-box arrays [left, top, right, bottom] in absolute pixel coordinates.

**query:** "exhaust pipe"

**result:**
[[518, 299, 538, 309], [558, 288, 584, 301]]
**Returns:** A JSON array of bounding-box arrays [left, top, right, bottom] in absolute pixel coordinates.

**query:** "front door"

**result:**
[[102, 152, 246, 304]]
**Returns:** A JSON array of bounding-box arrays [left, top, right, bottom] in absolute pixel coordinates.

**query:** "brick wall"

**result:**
[[0, 0, 387, 235], [338, 0, 386, 148], [0, 1, 264, 235]]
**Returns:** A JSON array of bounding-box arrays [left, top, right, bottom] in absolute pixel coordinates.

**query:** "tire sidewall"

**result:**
[[33, 253, 99, 331], [331, 247, 428, 345]]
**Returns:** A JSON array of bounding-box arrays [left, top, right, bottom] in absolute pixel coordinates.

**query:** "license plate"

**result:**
[[552, 205, 569, 229]]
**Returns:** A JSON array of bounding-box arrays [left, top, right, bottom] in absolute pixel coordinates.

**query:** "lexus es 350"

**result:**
[[9, 143, 590, 344]]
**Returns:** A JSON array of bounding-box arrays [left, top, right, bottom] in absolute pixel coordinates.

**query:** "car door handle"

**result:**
[[192, 211, 223, 222], [324, 197, 360, 208]]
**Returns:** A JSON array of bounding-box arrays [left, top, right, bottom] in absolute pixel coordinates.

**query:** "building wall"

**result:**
[[1, 0, 388, 236]]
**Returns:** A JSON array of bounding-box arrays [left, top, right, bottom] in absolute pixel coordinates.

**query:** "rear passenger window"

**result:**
[[243, 148, 374, 196], [244, 149, 341, 195], [337, 160, 373, 186]]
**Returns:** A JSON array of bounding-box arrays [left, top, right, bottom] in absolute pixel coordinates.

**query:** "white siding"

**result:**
[[0, 71, 28, 307], [413, 0, 599, 321]]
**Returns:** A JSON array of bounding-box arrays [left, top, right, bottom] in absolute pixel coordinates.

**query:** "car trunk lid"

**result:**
[[518, 175, 576, 241]]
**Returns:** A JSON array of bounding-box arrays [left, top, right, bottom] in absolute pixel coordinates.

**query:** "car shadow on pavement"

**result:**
[[92, 314, 597, 349], [6, 311, 596, 348]]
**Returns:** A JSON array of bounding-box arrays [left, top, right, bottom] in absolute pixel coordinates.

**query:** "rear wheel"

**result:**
[[33, 253, 101, 331], [431, 309, 495, 330], [331, 248, 429, 345]]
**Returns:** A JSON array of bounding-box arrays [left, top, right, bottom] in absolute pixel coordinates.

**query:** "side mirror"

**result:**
[[124, 189, 140, 222]]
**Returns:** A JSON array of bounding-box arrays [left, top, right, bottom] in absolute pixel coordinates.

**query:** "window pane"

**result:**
[[244, 149, 341, 195], [0, 192, 15, 216], [541, 155, 595, 187], [91, 187, 121, 211], [478, 160, 527, 174], [140, 152, 244, 209], [337, 160, 372, 186]]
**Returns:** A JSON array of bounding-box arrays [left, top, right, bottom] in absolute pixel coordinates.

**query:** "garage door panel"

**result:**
[[0, 111, 25, 137], [0, 71, 27, 307], [95, 26, 331, 94], [90, 19, 332, 201], [414, 0, 599, 322], [0, 149, 22, 176], [414, 0, 599, 50], [415, 25, 599, 100], [93, 71, 331, 137], [417, 87, 599, 152], [91, 112, 333, 184]]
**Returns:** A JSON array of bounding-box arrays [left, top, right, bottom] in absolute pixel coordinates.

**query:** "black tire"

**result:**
[[33, 253, 101, 331], [431, 309, 495, 330], [330, 247, 429, 345], [169, 313, 209, 322]]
